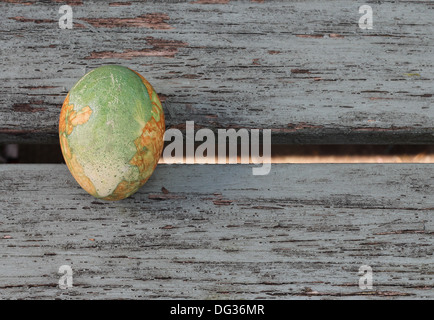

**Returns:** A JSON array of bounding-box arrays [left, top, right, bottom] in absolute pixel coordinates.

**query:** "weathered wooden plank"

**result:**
[[0, 163, 432, 299], [0, 0, 433, 144]]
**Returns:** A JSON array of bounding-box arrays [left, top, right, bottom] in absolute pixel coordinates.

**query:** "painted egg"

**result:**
[[59, 65, 165, 201]]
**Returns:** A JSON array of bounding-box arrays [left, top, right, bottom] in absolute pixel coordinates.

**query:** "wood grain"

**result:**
[[0, 164, 432, 299], [0, 0, 433, 144]]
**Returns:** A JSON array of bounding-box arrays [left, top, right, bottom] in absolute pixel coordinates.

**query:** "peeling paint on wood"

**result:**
[[0, 0, 433, 144], [85, 37, 188, 59], [81, 13, 173, 30], [0, 164, 432, 299]]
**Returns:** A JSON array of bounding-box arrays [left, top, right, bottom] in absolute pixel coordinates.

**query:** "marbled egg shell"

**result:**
[[59, 65, 165, 201]]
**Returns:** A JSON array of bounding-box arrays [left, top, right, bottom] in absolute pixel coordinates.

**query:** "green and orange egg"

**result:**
[[59, 65, 165, 201]]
